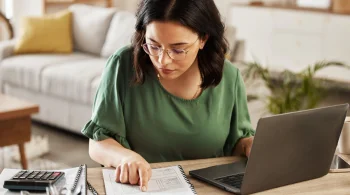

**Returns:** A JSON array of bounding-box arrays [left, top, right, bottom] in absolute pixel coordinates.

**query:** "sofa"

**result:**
[[0, 4, 245, 134]]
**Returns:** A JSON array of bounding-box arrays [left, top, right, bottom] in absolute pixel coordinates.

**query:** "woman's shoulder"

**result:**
[[111, 45, 134, 61], [102, 45, 134, 84], [105, 45, 134, 73], [223, 59, 240, 80], [220, 60, 248, 93]]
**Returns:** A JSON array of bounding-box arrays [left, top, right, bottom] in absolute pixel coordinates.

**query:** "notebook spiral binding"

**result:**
[[71, 165, 83, 191], [177, 165, 197, 195], [71, 164, 98, 195], [87, 181, 99, 195]]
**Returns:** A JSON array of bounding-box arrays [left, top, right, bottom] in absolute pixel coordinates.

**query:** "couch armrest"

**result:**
[[0, 39, 16, 61]]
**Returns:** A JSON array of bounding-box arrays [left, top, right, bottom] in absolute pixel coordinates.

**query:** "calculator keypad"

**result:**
[[19, 171, 33, 179], [41, 172, 53, 180], [4, 170, 64, 192], [11, 171, 62, 180], [34, 171, 46, 179], [27, 171, 40, 179], [13, 171, 26, 179], [49, 172, 61, 180]]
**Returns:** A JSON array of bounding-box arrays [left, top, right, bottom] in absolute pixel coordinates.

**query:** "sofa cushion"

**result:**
[[14, 10, 73, 54], [69, 4, 116, 55], [40, 58, 106, 104], [100, 11, 136, 57], [0, 53, 93, 91]]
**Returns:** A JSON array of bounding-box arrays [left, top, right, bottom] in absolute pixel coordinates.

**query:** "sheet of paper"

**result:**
[[103, 166, 195, 195], [0, 167, 87, 195]]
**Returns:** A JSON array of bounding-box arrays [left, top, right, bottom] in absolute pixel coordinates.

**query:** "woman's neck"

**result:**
[[166, 58, 201, 86], [158, 58, 202, 100]]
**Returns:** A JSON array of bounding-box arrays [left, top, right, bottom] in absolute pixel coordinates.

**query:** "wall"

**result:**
[[228, 6, 350, 69], [214, 0, 232, 22], [114, 0, 139, 13], [12, 0, 43, 37], [0, 0, 3, 41], [113, 0, 237, 22]]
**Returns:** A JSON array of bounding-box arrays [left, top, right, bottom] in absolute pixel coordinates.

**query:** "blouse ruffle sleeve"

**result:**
[[224, 70, 255, 156], [81, 49, 131, 149], [82, 120, 131, 149]]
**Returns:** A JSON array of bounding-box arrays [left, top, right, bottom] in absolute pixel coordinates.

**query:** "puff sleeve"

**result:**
[[81, 51, 131, 149], [224, 70, 255, 156]]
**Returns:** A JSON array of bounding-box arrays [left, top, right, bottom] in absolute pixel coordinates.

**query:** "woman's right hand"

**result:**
[[115, 153, 152, 192]]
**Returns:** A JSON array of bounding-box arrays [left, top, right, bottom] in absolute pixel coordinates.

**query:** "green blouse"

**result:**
[[82, 46, 255, 163]]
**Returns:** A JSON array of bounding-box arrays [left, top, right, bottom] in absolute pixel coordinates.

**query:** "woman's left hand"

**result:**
[[233, 136, 254, 158]]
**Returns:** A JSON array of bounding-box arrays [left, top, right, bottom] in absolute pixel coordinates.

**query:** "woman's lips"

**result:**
[[160, 68, 174, 74]]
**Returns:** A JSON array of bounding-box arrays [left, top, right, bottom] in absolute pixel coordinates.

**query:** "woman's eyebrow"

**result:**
[[148, 37, 188, 46]]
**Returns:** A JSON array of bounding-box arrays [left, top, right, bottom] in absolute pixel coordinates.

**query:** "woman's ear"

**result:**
[[199, 35, 209, 49]]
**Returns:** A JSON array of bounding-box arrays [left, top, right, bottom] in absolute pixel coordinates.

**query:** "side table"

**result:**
[[0, 94, 39, 169]]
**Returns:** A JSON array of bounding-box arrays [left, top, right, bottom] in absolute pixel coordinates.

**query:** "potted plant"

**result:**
[[242, 61, 349, 114]]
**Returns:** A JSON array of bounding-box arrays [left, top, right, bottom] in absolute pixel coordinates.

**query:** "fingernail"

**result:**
[[142, 186, 147, 191]]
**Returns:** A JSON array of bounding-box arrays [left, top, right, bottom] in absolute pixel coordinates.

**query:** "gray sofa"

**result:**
[[0, 4, 245, 134]]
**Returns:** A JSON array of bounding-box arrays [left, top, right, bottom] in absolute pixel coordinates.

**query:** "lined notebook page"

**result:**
[[103, 165, 196, 195]]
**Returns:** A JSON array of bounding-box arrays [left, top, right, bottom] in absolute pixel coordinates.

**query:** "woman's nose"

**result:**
[[158, 50, 172, 66]]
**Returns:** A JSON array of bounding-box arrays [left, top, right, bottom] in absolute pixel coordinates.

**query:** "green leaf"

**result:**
[[242, 60, 349, 114]]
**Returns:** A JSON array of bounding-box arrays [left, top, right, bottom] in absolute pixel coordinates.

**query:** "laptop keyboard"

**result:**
[[215, 173, 244, 188]]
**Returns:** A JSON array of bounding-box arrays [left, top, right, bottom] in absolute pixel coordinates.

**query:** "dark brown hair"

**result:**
[[132, 0, 228, 88]]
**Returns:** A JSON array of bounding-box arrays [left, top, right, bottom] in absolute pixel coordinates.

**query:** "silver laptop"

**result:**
[[189, 104, 349, 195]]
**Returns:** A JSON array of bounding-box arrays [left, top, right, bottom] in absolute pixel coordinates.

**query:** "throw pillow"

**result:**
[[14, 10, 73, 54], [69, 4, 116, 55], [100, 11, 136, 58]]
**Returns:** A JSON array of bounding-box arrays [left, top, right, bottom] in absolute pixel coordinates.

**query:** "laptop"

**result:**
[[189, 104, 349, 195]]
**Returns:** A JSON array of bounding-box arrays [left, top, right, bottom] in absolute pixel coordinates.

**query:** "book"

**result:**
[[0, 165, 93, 195], [103, 165, 197, 195]]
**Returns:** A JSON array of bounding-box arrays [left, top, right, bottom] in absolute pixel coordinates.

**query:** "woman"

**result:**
[[82, 0, 255, 192]]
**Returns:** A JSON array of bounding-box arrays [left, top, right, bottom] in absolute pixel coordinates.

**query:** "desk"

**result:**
[[88, 154, 350, 195]]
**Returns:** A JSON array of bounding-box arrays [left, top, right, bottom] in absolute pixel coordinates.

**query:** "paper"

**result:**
[[0, 167, 89, 195], [103, 166, 195, 195]]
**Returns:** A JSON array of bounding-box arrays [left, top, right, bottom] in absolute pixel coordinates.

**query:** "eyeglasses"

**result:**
[[142, 38, 199, 61]]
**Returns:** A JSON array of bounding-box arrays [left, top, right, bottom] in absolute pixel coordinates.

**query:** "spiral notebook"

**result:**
[[57, 164, 98, 195], [102, 165, 197, 195]]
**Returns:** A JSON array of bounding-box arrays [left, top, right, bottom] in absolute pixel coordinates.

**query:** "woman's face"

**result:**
[[144, 21, 205, 80]]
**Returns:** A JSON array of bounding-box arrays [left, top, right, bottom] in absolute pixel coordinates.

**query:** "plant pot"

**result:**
[[332, 0, 350, 14]]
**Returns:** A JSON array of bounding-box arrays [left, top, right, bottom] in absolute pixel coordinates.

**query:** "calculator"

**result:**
[[3, 170, 65, 191]]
